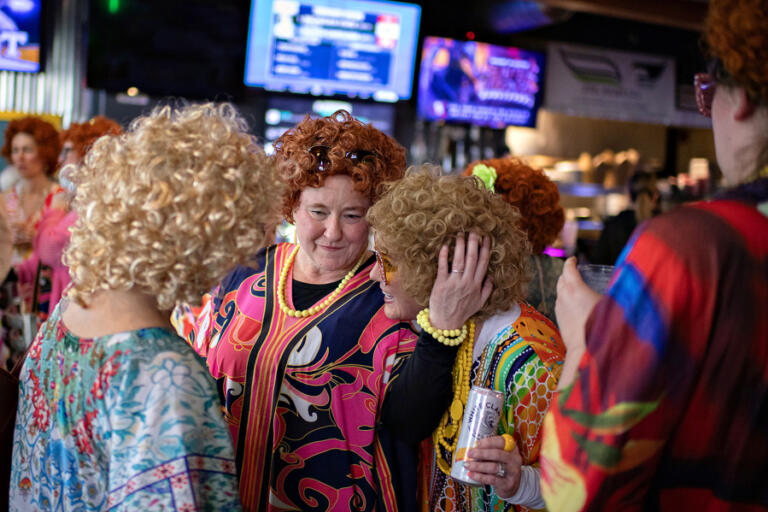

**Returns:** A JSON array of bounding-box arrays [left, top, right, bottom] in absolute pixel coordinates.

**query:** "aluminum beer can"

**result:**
[[450, 385, 504, 486]]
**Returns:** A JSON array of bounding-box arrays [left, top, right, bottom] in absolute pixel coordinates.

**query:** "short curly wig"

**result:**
[[367, 168, 531, 321], [60, 115, 123, 160], [463, 157, 564, 254], [64, 102, 284, 310], [273, 110, 406, 222], [1, 116, 61, 175], [706, 0, 768, 103]]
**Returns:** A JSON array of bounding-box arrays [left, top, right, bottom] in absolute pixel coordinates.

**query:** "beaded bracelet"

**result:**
[[416, 308, 468, 346]]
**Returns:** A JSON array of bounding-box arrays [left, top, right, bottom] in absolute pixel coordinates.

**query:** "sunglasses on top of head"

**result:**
[[307, 145, 379, 173]]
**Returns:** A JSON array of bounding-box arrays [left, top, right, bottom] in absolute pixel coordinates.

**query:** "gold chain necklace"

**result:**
[[277, 245, 368, 318], [434, 319, 476, 475]]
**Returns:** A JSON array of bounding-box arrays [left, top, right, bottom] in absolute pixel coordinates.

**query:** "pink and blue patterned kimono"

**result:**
[[10, 303, 241, 511], [173, 243, 419, 511]]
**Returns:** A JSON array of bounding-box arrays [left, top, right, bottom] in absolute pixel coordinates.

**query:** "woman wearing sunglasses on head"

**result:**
[[172, 110, 419, 511], [540, 0, 768, 509], [368, 170, 565, 512]]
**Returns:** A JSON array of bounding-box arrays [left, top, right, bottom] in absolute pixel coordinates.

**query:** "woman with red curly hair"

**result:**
[[1, 116, 63, 265], [0, 117, 64, 365], [541, 0, 768, 509], [13, 116, 124, 320], [463, 157, 565, 323], [172, 110, 419, 511]]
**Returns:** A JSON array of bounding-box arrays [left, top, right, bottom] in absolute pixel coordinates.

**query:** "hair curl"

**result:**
[[64, 102, 284, 310], [367, 167, 530, 321], [463, 157, 564, 254], [60, 115, 123, 160], [1, 116, 61, 175], [273, 110, 406, 222], [706, 0, 768, 103]]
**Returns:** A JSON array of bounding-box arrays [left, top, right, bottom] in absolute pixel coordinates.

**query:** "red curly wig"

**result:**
[[463, 157, 564, 254], [60, 116, 123, 160], [1, 116, 61, 175], [706, 0, 768, 103], [273, 110, 406, 222]]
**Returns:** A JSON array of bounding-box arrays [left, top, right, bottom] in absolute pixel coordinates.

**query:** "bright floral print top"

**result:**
[[10, 303, 242, 511]]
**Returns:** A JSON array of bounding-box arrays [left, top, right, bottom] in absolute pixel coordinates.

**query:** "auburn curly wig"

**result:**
[[706, 0, 768, 103], [60, 115, 123, 159], [64, 103, 284, 310], [463, 157, 564, 254], [367, 168, 531, 321], [273, 110, 406, 222], [1, 116, 61, 175]]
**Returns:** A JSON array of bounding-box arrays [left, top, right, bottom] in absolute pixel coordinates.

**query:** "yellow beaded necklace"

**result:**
[[433, 319, 476, 475], [277, 245, 369, 318]]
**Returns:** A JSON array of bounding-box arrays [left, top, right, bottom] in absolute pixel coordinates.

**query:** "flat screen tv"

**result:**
[[417, 37, 545, 128], [245, 0, 421, 102], [0, 0, 42, 73], [262, 96, 395, 152]]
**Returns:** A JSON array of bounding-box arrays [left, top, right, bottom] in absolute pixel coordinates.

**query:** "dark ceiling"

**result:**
[[86, 0, 709, 99]]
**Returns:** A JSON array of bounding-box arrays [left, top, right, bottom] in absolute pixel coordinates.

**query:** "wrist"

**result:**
[[428, 312, 462, 331], [415, 308, 470, 347]]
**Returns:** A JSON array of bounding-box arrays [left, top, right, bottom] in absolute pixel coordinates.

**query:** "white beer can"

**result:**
[[450, 385, 504, 486]]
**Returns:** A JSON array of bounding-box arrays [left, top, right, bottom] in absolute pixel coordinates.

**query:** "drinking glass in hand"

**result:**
[[577, 264, 615, 294]]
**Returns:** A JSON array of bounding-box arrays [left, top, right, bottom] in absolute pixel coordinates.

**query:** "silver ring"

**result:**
[[496, 462, 505, 478], [451, 269, 464, 274]]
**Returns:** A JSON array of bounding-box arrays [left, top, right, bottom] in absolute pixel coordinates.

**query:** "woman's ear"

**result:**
[[734, 87, 757, 121]]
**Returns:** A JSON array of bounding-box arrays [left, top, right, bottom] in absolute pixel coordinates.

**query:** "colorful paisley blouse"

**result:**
[[172, 243, 419, 511]]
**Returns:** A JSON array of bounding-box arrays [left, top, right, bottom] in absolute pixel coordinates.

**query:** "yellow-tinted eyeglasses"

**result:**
[[373, 249, 397, 285]]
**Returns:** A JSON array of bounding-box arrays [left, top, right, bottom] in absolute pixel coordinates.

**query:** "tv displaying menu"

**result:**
[[417, 37, 545, 128], [0, 0, 42, 73], [244, 0, 421, 102]]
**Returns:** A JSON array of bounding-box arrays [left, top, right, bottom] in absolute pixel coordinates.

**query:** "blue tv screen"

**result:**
[[0, 0, 42, 73], [417, 37, 545, 128], [244, 0, 421, 102]]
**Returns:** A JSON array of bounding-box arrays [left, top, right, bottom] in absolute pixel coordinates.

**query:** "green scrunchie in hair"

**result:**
[[471, 163, 497, 192]]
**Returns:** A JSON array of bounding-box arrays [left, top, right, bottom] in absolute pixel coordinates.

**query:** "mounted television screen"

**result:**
[[245, 0, 421, 102], [417, 37, 545, 128], [0, 0, 42, 73], [263, 96, 395, 152]]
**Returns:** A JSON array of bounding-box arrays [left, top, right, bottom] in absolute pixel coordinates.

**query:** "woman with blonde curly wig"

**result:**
[[9, 102, 283, 511], [541, 0, 768, 509], [172, 110, 419, 511], [367, 169, 565, 512], [463, 157, 565, 323]]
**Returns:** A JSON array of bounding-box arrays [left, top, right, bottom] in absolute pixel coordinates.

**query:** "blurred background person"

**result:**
[[369, 171, 565, 512], [0, 117, 64, 367], [1, 117, 64, 266], [10, 102, 282, 511], [592, 170, 660, 265], [13, 116, 123, 320], [172, 110, 418, 511], [541, 0, 768, 509], [464, 157, 565, 324]]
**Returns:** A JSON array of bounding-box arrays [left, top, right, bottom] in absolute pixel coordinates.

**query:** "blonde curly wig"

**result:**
[[367, 167, 531, 321], [64, 102, 284, 310]]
